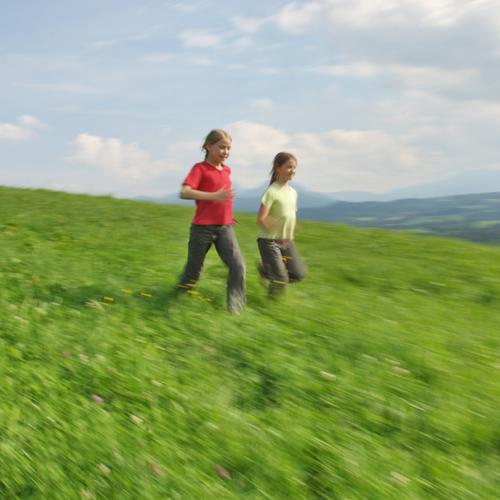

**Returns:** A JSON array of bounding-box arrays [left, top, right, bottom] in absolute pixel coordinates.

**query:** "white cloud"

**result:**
[[306, 62, 478, 92], [0, 115, 48, 141], [228, 121, 290, 170], [395, 0, 496, 28], [225, 121, 430, 192], [179, 29, 223, 48], [324, 0, 415, 28], [347, 90, 500, 176], [326, 129, 419, 169], [95, 121, 432, 194], [66, 133, 180, 180], [293, 129, 426, 192], [18, 115, 49, 130], [271, 0, 500, 111], [389, 65, 478, 89], [231, 15, 269, 34], [273, 0, 500, 31], [274, 1, 323, 33], [0, 123, 32, 141]]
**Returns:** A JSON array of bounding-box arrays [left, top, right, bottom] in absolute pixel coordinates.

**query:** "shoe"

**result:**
[[228, 300, 245, 315], [175, 281, 196, 293]]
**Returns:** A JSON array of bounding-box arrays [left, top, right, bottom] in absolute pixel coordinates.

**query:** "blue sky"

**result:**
[[1, 0, 500, 198]]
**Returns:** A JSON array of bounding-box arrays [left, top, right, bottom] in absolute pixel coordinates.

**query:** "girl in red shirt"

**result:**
[[177, 129, 246, 314]]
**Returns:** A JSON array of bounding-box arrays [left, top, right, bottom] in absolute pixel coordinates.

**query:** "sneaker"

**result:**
[[228, 299, 245, 315], [175, 280, 197, 293]]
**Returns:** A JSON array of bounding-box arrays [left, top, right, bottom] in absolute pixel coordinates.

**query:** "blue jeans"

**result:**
[[257, 238, 306, 296], [179, 224, 246, 312]]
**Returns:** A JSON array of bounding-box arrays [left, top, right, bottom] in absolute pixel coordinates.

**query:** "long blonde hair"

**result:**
[[269, 152, 297, 185], [202, 129, 232, 159]]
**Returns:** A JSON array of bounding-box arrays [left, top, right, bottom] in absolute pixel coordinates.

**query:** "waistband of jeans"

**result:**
[[258, 237, 291, 244], [192, 224, 231, 228]]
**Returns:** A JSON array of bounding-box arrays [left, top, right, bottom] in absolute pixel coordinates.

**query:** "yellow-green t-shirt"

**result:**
[[259, 182, 297, 240]]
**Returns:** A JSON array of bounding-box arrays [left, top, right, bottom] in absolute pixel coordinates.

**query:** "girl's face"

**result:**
[[205, 138, 231, 165], [276, 158, 297, 183]]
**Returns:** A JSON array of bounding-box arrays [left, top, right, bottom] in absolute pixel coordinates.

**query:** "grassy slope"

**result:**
[[1, 186, 499, 499]]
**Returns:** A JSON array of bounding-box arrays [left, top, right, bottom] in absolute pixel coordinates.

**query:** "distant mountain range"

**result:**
[[372, 169, 500, 201], [137, 182, 334, 211], [140, 168, 500, 209], [300, 167, 500, 203], [300, 192, 500, 244], [137, 169, 500, 244]]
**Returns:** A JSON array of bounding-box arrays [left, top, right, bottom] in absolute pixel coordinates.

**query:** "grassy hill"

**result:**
[[300, 192, 500, 245], [1, 185, 499, 498]]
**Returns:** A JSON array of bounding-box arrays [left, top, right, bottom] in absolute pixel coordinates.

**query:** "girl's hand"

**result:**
[[212, 187, 234, 202], [257, 203, 278, 231], [262, 215, 278, 231]]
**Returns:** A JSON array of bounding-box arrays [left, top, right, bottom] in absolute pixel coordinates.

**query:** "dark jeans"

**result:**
[[179, 224, 246, 312], [257, 238, 306, 296]]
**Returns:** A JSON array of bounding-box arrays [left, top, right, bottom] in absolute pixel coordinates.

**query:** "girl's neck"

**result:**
[[206, 157, 223, 169], [276, 178, 289, 187]]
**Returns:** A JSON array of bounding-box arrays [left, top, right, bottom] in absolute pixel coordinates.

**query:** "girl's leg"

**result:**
[[214, 225, 246, 313], [282, 241, 306, 283], [178, 225, 214, 291], [257, 238, 289, 297]]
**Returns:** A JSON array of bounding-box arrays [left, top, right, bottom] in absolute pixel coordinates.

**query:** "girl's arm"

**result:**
[[180, 184, 233, 202], [257, 203, 276, 231]]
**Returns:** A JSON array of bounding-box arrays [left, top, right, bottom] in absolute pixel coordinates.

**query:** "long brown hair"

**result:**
[[269, 151, 297, 185], [202, 129, 232, 159]]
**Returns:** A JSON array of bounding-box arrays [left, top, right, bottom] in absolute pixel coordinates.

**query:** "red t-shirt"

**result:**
[[182, 161, 234, 225]]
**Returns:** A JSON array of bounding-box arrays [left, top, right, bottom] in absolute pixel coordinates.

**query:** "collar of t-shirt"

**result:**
[[205, 161, 224, 171]]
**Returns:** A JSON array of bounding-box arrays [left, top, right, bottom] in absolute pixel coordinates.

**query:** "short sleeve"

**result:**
[[261, 186, 275, 207], [183, 164, 203, 189]]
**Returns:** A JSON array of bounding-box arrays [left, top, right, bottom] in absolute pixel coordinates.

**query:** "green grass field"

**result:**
[[1, 186, 499, 498]]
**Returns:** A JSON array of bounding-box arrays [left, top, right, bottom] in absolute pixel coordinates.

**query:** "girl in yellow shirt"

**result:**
[[257, 152, 306, 297]]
